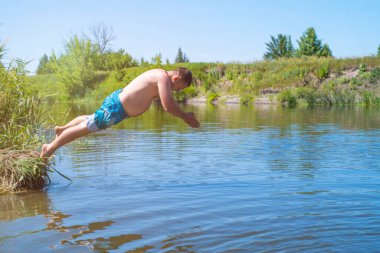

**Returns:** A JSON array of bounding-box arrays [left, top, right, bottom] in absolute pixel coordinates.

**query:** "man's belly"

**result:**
[[119, 93, 153, 117]]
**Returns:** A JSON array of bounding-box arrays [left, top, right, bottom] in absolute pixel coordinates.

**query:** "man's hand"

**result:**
[[184, 112, 200, 128]]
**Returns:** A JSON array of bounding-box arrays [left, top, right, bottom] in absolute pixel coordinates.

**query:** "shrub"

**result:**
[[279, 89, 298, 107], [359, 63, 368, 75], [207, 92, 219, 104], [317, 64, 330, 80], [296, 87, 317, 106], [240, 93, 255, 105], [370, 67, 380, 83]]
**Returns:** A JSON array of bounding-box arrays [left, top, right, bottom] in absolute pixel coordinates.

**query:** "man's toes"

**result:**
[[40, 144, 50, 158]]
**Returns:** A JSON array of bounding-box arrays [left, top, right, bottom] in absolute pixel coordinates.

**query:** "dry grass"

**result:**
[[0, 149, 53, 193]]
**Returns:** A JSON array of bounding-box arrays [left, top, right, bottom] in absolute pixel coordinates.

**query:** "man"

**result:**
[[40, 67, 200, 158]]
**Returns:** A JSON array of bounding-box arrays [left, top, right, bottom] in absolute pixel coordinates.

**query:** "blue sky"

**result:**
[[1, 0, 380, 73]]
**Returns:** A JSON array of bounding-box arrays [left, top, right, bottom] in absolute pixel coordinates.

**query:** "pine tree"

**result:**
[[175, 48, 190, 63], [175, 48, 184, 63], [297, 27, 332, 57], [264, 34, 294, 60]]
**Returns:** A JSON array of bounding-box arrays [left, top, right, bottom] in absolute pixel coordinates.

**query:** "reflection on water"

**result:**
[[0, 193, 148, 252], [0, 192, 52, 221], [1, 104, 380, 252]]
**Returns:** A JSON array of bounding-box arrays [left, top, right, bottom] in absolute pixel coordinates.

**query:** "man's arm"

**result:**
[[157, 77, 200, 128]]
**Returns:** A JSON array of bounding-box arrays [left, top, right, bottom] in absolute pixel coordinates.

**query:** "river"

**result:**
[[1, 104, 380, 252]]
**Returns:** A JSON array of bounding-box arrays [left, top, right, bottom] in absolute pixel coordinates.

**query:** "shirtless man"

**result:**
[[40, 67, 200, 158]]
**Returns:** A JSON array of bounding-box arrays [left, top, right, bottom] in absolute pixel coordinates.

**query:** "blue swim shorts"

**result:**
[[87, 89, 128, 132]]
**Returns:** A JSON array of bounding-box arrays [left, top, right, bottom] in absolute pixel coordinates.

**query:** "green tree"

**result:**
[[151, 53, 162, 65], [319, 44, 332, 57], [175, 47, 190, 63], [52, 35, 98, 97], [140, 57, 149, 66], [103, 49, 137, 71], [378, 44, 380, 56], [36, 54, 56, 75], [264, 34, 294, 60], [297, 27, 332, 57]]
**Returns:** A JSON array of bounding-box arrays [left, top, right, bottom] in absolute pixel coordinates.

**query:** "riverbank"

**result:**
[[29, 56, 380, 107]]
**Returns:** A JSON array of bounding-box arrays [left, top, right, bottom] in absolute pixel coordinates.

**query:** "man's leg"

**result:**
[[55, 115, 90, 137], [41, 121, 91, 158]]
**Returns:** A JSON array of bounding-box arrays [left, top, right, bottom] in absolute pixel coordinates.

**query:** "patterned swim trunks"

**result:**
[[87, 89, 128, 132]]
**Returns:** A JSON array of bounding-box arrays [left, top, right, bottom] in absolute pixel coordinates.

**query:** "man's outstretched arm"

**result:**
[[157, 77, 200, 128]]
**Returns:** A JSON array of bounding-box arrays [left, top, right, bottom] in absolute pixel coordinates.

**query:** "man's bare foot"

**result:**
[[55, 126, 64, 138], [40, 144, 53, 158]]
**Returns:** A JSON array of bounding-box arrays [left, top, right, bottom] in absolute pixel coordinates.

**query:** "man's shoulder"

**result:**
[[149, 69, 169, 81]]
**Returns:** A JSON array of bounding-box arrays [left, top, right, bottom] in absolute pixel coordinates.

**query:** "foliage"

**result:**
[[378, 44, 380, 57], [101, 49, 138, 81], [151, 53, 163, 66], [317, 64, 330, 80], [358, 63, 368, 74], [140, 57, 150, 66], [103, 49, 137, 71], [175, 48, 190, 63], [36, 54, 56, 75], [35, 25, 136, 98], [297, 27, 333, 57], [173, 84, 198, 102], [279, 89, 298, 107], [0, 62, 43, 149], [0, 40, 53, 193], [207, 92, 219, 104], [51, 35, 99, 97], [278, 82, 380, 107], [370, 67, 380, 81], [264, 34, 294, 60], [1, 150, 52, 192], [240, 93, 255, 105]]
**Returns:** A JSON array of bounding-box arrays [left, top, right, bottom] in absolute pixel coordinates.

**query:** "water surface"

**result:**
[[1, 104, 380, 252]]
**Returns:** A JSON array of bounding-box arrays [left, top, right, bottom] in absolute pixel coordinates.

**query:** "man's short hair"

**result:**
[[176, 67, 192, 86]]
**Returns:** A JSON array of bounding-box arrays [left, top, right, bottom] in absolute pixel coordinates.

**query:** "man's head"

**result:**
[[171, 67, 192, 91]]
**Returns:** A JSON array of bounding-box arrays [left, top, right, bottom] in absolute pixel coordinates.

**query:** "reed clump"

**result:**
[[1, 61, 53, 193], [0, 150, 52, 193]]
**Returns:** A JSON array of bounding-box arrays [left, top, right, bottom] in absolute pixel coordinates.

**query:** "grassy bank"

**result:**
[[0, 65, 52, 193], [30, 56, 380, 107]]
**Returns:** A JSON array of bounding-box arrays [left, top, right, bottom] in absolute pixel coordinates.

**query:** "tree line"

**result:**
[[264, 27, 333, 60]]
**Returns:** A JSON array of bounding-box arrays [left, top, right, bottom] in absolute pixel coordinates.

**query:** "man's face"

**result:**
[[172, 78, 188, 91]]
